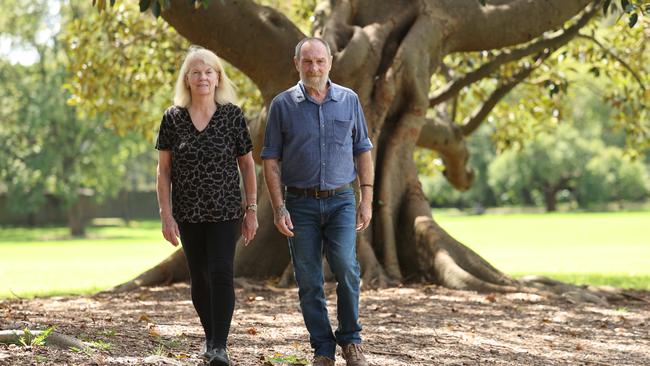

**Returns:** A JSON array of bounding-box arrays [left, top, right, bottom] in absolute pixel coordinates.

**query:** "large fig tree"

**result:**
[[70, 0, 648, 298]]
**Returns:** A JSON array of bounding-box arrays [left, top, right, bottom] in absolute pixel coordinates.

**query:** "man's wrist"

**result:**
[[274, 204, 288, 216]]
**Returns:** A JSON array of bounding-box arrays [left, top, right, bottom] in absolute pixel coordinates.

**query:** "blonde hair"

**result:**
[[173, 46, 237, 107]]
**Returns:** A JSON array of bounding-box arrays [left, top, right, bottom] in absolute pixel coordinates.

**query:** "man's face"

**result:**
[[294, 41, 332, 91]]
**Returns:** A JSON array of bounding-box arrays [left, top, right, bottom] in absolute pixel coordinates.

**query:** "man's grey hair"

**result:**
[[294, 37, 332, 59]]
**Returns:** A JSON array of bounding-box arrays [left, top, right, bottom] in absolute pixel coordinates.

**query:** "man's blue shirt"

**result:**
[[261, 81, 373, 190]]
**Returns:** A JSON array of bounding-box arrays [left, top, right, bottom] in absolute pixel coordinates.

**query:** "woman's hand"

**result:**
[[161, 214, 180, 246], [241, 209, 258, 245]]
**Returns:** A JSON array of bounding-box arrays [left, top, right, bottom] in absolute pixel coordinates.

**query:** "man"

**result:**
[[262, 37, 374, 366]]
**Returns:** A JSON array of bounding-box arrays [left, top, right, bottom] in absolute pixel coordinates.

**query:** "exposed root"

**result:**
[[413, 216, 639, 304], [357, 234, 395, 288], [432, 249, 521, 293], [519, 275, 637, 304], [414, 216, 518, 292], [106, 249, 189, 293], [278, 262, 295, 288], [0, 330, 87, 350]]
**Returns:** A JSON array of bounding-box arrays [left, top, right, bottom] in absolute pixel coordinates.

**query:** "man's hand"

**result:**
[[161, 214, 180, 246], [273, 205, 294, 237], [356, 199, 372, 232]]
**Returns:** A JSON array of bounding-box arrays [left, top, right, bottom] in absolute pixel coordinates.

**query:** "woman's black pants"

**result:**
[[178, 220, 239, 349]]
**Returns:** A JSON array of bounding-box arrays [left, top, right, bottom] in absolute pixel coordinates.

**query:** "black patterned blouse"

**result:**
[[155, 103, 253, 223]]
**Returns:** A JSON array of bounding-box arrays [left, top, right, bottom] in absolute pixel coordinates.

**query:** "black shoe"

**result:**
[[201, 341, 215, 360], [208, 347, 230, 366]]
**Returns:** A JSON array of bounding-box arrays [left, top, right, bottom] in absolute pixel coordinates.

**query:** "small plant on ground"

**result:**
[[100, 329, 117, 337], [70, 346, 95, 356], [89, 339, 112, 350], [263, 352, 309, 365], [17, 327, 54, 347], [34, 355, 48, 363]]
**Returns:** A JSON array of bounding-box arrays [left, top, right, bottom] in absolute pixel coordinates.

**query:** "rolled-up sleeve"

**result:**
[[261, 99, 283, 160], [352, 98, 373, 156]]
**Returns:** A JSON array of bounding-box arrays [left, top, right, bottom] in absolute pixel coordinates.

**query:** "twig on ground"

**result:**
[[433, 328, 459, 344], [365, 347, 414, 358]]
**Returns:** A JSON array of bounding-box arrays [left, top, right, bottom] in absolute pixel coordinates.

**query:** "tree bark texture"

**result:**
[[115, 1, 603, 296]]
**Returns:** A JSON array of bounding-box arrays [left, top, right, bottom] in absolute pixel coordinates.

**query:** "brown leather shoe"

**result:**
[[341, 343, 369, 366], [312, 355, 335, 366]]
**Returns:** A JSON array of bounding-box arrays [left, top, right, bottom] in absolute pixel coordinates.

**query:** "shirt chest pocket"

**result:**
[[329, 119, 353, 146]]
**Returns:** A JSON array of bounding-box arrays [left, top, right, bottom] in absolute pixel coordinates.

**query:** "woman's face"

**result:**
[[186, 59, 219, 98]]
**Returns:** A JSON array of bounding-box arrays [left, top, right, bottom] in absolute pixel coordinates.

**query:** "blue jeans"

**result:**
[[285, 188, 362, 359]]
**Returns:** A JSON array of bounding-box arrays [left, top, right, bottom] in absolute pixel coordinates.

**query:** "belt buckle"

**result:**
[[314, 189, 320, 199]]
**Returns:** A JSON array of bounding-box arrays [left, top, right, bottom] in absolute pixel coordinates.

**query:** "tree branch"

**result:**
[[428, 1, 599, 107], [319, 0, 355, 52], [162, 0, 305, 103], [576, 33, 646, 90], [417, 117, 473, 190], [459, 50, 550, 136], [441, 0, 595, 52]]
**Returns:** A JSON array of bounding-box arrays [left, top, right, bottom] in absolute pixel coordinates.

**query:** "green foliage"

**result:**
[[488, 124, 598, 208], [17, 327, 54, 346], [437, 11, 649, 155], [62, 1, 188, 139], [89, 339, 113, 350], [576, 147, 650, 206], [81, 0, 646, 155], [263, 352, 309, 365], [34, 355, 48, 363], [154, 336, 182, 349], [485, 118, 649, 210], [100, 329, 117, 337], [0, 2, 150, 222], [603, 0, 650, 28], [64, 1, 270, 135], [70, 345, 95, 355], [422, 37, 649, 210]]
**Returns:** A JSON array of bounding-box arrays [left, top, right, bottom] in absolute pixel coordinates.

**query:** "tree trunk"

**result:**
[[68, 199, 87, 237], [543, 186, 558, 212], [114, 1, 611, 300]]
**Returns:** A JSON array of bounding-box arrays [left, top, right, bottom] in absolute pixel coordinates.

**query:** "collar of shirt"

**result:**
[[290, 80, 344, 104]]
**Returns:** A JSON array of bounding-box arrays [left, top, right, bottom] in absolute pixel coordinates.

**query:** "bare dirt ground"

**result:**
[[1, 281, 649, 366]]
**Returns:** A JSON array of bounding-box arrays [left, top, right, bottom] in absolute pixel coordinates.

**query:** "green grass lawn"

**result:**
[[0, 220, 177, 299], [1, 211, 648, 299], [433, 210, 650, 290]]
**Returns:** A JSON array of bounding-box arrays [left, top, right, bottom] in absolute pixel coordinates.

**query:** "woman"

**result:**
[[155, 46, 258, 366]]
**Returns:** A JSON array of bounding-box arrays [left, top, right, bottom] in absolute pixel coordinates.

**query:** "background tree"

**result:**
[[420, 53, 650, 212], [71, 0, 649, 298], [488, 124, 598, 211], [0, 0, 149, 236], [576, 147, 650, 207]]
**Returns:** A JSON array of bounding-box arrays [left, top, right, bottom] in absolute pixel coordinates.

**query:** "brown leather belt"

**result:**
[[285, 184, 351, 199]]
